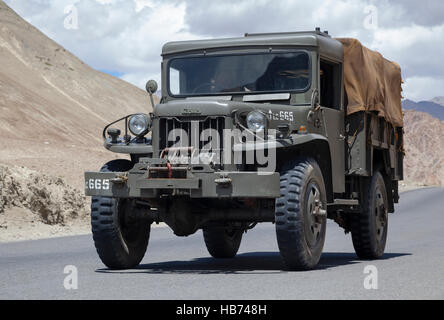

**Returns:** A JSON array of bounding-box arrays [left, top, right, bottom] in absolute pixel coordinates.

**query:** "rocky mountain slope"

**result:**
[[0, 1, 158, 240], [0, 164, 90, 241], [401, 99, 444, 187], [0, 1, 158, 188], [403, 110, 444, 187]]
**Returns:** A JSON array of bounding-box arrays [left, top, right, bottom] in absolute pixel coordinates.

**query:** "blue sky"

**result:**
[[5, 0, 444, 101], [100, 70, 124, 78]]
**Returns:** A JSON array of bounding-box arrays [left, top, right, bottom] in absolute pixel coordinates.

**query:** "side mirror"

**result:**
[[146, 80, 158, 94], [145, 80, 158, 108]]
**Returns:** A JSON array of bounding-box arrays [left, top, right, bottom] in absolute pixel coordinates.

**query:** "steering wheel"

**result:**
[[192, 83, 214, 94]]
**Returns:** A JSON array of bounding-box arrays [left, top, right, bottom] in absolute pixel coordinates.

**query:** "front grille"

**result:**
[[158, 117, 225, 166]]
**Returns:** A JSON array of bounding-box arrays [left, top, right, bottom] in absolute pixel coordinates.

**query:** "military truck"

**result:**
[[85, 29, 403, 270]]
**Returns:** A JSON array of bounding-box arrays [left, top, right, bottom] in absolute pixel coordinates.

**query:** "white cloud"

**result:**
[[370, 24, 444, 80], [134, 0, 152, 12], [4, 0, 197, 89], [4, 0, 444, 101], [403, 76, 444, 101]]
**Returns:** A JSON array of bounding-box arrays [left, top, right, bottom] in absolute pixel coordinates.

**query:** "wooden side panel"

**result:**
[[345, 112, 403, 180]]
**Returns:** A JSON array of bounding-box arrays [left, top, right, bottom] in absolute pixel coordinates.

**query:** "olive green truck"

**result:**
[[85, 29, 403, 270]]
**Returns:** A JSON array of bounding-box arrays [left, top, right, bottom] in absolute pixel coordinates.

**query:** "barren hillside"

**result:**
[[0, 1, 158, 189], [403, 110, 444, 186], [0, 1, 159, 240]]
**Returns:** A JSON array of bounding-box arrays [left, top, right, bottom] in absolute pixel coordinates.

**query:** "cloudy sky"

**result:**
[[4, 0, 444, 101]]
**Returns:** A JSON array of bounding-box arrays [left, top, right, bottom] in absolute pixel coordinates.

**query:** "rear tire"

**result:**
[[275, 158, 327, 270], [351, 170, 388, 259], [203, 226, 243, 258], [91, 160, 151, 269]]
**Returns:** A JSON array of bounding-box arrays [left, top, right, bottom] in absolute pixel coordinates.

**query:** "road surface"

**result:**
[[1, 187, 443, 299]]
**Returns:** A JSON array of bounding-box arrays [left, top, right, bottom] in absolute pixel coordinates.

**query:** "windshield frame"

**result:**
[[166, 49, 312, 98]]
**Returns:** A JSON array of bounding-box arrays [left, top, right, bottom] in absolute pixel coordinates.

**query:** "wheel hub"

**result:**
[[374, 186, 387, 241], [305, 183, 326, 247]]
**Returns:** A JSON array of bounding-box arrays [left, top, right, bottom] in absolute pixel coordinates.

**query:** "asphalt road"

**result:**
[[1, 187, 443, 300]]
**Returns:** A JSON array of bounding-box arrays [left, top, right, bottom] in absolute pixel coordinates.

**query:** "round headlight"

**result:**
[[246, 111, 266, 132], [128, 114, 150, 136]]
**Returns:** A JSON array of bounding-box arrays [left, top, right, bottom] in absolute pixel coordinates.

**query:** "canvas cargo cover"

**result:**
[[336, 38, 403, 127]]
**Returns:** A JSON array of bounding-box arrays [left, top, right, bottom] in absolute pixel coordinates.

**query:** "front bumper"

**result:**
[[84, 166, 280, 199]]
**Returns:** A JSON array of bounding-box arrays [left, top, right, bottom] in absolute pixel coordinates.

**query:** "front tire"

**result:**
[[203, 226, 243, 258], [351, 170, 388, 259], [275, 158, 327, 270], [91, 160, 151, 269]]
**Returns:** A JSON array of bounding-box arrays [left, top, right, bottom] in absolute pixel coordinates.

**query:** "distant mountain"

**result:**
[[402, 99, 444, 120], [403, 110, 444, 186], [431, 96, 444, 106]]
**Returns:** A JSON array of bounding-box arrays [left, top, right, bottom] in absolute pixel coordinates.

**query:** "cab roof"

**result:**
[[161, 30, 344, 62]]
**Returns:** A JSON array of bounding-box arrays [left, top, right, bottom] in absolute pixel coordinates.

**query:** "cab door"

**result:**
[[321, 108, 345, 193], [319, 58, 345, 193]]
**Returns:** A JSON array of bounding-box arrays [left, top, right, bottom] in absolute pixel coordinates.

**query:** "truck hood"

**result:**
[[154, 99, 266, 117]]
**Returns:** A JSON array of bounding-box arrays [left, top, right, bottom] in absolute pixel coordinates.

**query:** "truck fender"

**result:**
[[233, 134, 333, 202]]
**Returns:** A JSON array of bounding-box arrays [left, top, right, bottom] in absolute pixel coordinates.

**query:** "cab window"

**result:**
[[320, 59, 342, 109]]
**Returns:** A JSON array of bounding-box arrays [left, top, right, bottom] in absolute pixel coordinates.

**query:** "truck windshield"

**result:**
[[168, 51, 310, 96]]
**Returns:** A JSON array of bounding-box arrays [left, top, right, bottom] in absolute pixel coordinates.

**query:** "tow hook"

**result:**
[[166, 162, 173, 178], [110, 173, 128, 184], [215, 174, 232, 187]]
